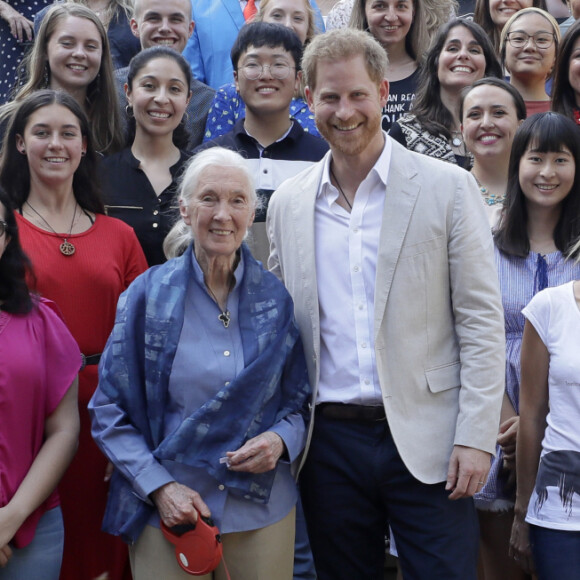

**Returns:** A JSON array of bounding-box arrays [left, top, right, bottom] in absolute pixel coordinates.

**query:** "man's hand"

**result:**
[[151, 482, 211, 528], [226, 431, 285, 474], [446, 445, 491, 499]]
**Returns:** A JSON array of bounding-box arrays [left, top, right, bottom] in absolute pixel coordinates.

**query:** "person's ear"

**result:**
[[16, 134, 26, 154], [130, 17, 140, 39]]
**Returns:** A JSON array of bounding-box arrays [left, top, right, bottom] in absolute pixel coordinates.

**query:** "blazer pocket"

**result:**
[[399, 234, 445, 259], [425, 362, 461, 393]]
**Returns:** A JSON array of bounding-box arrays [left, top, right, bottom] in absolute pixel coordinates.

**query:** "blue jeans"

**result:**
[[0, 506, 64, 580], [530, 524, 580, 580]]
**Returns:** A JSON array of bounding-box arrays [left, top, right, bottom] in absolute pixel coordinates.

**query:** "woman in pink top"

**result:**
[[0, 191, 80, 579]]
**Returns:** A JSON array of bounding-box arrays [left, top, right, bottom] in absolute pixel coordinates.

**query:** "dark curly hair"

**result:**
[[0, 190, 35, 314]]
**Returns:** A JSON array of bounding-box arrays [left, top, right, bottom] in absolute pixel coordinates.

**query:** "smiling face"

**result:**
[[437, 25, 487, 92], [46, 16, 102, 94], [126, 56, 190, 138], [234, 44, 299, 118], [519, 142, 575, 211], [181, 165, 255, 263], [504, 12, 556, 81], [306, 54, 388, 162], [489, 0, 532, 31], [15, 104, 86, 189], [261, 0, 310, 45], [462, 84, 522, 160], [131, 0, 194, 52], [568, 36, 580, 107], [365, 0, 414, 51]]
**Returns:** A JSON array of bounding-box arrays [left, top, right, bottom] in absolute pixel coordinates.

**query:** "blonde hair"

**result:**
[[256, 0, 317, 44], [302, 28, 388, 91], [0, 3, 123, 155], [500, 6, 561, 77]]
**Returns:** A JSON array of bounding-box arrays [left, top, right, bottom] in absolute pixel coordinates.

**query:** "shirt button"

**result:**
[[358, 303, 364, 310], [153, 210, 159, 216], [224, 350, 230, 357], [225, 381, 230, 386], [263, 169, 268, 174], [152, 223, 158, 229], [354, 266, 359, 272], [353, 227, 359, 233], [365, 379, 370, 385], [218, 485, 225, 491], [361, 342, 367, 348]]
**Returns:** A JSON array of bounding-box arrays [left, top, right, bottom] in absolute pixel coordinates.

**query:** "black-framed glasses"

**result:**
[[239, 62, 295, 80], [0, 220, 7, 237], [506, 31, 555, 49]]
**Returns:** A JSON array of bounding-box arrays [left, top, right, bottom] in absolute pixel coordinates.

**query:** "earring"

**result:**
[[43, 62, 50, 88], [125, 104, 134, 118]]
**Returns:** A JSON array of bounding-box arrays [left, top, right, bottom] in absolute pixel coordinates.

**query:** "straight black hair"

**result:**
[[495, 112, 580, 259]]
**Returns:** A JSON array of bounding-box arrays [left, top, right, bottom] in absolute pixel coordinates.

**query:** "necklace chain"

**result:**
[[26, 201, 78, 256], [330, 166, 352, 210], [206, 284, 231, 328]]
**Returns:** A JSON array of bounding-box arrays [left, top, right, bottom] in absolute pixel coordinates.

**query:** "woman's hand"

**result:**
[[0, 505, 22, 567], [0, 2, 34, 42], [498, 415, 519, 467], [151, 482, 211, 528], [509, 512, 534, 574], [226, 431, 285, 474]]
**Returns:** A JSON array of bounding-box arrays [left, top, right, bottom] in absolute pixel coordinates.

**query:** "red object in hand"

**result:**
[[161, 512, 223, 576]]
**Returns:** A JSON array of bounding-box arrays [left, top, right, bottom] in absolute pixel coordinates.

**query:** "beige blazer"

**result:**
[[267, 139, 506, 484]]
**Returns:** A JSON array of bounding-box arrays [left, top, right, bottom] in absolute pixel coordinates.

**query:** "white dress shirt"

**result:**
[[314, 135, 392, 405]]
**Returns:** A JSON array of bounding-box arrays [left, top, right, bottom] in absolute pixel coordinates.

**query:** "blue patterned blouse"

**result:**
[[475, 246, 580, 508]]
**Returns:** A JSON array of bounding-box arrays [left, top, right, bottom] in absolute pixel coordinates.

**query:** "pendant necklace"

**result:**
[[206, 285, 231, 328], [330, 166, 353, 210], [26, 201, 78, 256]]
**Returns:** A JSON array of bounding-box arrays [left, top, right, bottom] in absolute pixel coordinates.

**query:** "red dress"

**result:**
[[16, 213, 148, 580]]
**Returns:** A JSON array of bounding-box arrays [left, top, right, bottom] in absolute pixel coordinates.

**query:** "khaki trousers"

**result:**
[[130, 506, 295, 580]]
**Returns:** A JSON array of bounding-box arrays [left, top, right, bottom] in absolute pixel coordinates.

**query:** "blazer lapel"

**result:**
[[289, 161, 324, 381], [374, 145, 420, 341], [223, 0, 245, 28]]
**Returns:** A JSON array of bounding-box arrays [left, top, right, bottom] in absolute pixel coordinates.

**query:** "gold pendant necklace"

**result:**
[[26, 201, 78, 256]]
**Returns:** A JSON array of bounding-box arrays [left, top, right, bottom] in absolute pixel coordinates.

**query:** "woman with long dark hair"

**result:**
[[389, 18, 502, 168], [0, 89, 147, 580], [0, 190, 80, 579], [100, 46, 191, 266], [480, 112, 580, 580]]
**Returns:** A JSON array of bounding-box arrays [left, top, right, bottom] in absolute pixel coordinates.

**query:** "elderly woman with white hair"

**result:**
[[89, 147, 310, 580]]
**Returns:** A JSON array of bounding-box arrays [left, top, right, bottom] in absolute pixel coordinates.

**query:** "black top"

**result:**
[[381, 68, 420, 132], [99, 148, 190, 266]]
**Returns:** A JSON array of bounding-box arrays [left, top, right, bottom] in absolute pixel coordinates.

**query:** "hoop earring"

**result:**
[[125, 104, 134, 118]]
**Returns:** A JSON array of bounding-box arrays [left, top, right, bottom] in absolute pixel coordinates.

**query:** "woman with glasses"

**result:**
[[0, 191, 80, 580], [500, 7, 560, 116]]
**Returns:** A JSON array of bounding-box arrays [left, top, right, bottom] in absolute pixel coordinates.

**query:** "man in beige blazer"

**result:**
[[267, 29, 505, 579]]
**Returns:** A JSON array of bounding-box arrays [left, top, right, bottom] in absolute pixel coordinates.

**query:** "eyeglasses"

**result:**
[[506, 31, 555, 49], [239, 62, 295, 80], [0, 220, 7, 237]]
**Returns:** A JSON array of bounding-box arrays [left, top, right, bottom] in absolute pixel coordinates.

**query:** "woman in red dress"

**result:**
[[0, 89, 148, 580]]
